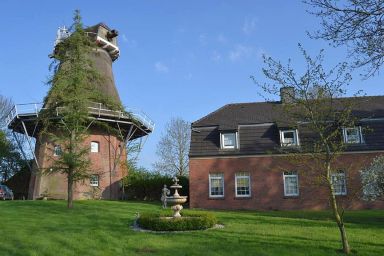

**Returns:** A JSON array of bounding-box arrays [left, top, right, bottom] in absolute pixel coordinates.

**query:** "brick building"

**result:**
[[189, 90, 384, 210], [6, 23, 154, 200]]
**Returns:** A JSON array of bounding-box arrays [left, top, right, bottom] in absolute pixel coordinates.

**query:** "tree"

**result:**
[[305, 0, 384, 77], [41, 11, 121, 208], [0, 130, 22, 183], [0, 95, 24, 183], [253, 45, 360, 254], [0, 95, 13, 128], [154, 118, 191, 177], [360, 156, 384, 200]]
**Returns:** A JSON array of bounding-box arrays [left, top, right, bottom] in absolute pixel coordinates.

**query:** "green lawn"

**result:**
[[0, 200, 383, 256]]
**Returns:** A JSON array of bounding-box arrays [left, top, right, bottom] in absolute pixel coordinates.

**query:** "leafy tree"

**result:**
[[41, 11, 120, 208], [154, 118, 190, 177], [360, 156, 384, 200], [253, 45, 361, 254], [0, 130, 23, 183], [0, 95, 24, 183], [305, 0, 384, 77]]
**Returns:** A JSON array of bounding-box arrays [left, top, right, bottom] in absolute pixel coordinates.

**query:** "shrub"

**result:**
[[123, 167, 189, 201], [137, 211, 217, 231]]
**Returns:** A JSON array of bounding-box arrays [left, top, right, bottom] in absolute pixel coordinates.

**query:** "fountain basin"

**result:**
[[166, 196, 187, 205]]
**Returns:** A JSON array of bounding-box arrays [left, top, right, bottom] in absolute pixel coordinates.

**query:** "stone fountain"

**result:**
[[166, 177, 188, 217]]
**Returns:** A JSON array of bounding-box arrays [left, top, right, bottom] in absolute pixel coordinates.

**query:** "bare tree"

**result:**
[[0, 95, 13, 128], [305, 0, 384, 77], [154, 118, 190, 177], [253, 45, 361, 254]]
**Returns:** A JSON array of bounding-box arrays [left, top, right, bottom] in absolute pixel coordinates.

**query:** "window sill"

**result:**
[[280, 145, 300, 148], [234, 196, 252, 200], [283, 195, 300, 199], [208, 196, 225, 200]]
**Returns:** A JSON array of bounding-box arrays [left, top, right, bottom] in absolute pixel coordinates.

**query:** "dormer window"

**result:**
[[280, 130, 299, 147], [343, 127, 363, 144], [220, 132, 238, 149]]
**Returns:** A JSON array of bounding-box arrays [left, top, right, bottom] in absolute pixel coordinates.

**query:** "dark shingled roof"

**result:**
[[192, 96, 384, 129]]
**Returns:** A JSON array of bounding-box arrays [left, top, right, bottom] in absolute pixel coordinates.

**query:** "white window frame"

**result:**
[[235, 172, 251, 197], [53, 145, 62, 156], [283, 171, 299, 196], [209, 173, 224, 198], [90, 175, 99, 187], [280, 129, 299, 147], [90, 141, 100, 153], [220, 132, 239, 149], [331, 170, 347, 196], [343, 126, 363, 144]]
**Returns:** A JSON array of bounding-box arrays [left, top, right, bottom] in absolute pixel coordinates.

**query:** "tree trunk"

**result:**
[[67, 172, 73, 209], [327, 163, 351, 254]]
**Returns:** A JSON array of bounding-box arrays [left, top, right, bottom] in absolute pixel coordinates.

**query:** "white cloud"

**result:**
[[154, 61, 169, 73], [242, 17, 258, 35], [229, 44, 254, 61], [121, 34, 138, 47], [211, 50, 222, 62], [122, 34, 128, 42]]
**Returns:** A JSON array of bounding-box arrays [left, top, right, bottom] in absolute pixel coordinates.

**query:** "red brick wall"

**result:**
[[189, 153, 384, 210], [29, 129, 127, 200]]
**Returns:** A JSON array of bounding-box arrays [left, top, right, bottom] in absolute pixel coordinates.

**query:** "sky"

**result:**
[[0, 1, 383, 169]]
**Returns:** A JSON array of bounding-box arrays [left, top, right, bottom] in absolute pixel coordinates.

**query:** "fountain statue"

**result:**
[[161, 185, 170, 208], [166, 177, 188, 217]]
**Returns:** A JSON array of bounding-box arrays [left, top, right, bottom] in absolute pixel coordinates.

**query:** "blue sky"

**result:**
[[0, 1, 383, 169]]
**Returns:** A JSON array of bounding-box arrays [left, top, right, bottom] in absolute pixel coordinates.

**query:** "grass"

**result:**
[[0, 200, 383, 256]]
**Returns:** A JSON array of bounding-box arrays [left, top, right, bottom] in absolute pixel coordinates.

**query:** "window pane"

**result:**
[[91, 142, 99, 153], [54, 145, 62, 156], [284, 172, 298, 196], [210, 173, 224, 196], [331, 171, 346, 195], [345, 127, 360, 143], [281, 130, 297, 146], [236, 173, 250, 196], [223, 133, 236, 148], [90, 175, 99, 187]]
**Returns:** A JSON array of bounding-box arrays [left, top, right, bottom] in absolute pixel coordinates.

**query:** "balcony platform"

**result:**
[[6, 102, 154, 140]]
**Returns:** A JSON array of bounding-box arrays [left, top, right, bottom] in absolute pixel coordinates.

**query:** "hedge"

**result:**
[[137, 211, 217, 231], [123, 169, 189, 201]]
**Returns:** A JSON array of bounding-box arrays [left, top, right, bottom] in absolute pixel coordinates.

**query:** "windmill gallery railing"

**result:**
[[6, 102, 155, 132]]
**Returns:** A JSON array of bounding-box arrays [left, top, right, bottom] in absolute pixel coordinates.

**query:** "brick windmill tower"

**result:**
[[6, 23, 154, 200]]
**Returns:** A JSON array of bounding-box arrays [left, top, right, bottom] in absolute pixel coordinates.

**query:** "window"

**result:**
[[53, 145, 62, 156], [283, 171, 299, 196], [209, 173, 224, 197], [90, 175, 99, 187], [331, 170, 347, 195], [343, 127, 363, 144], [221, 132, 238, 149], [280, 130, 299, 147], [91, 141, 99, 153], [235, 172, 251, 197]]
